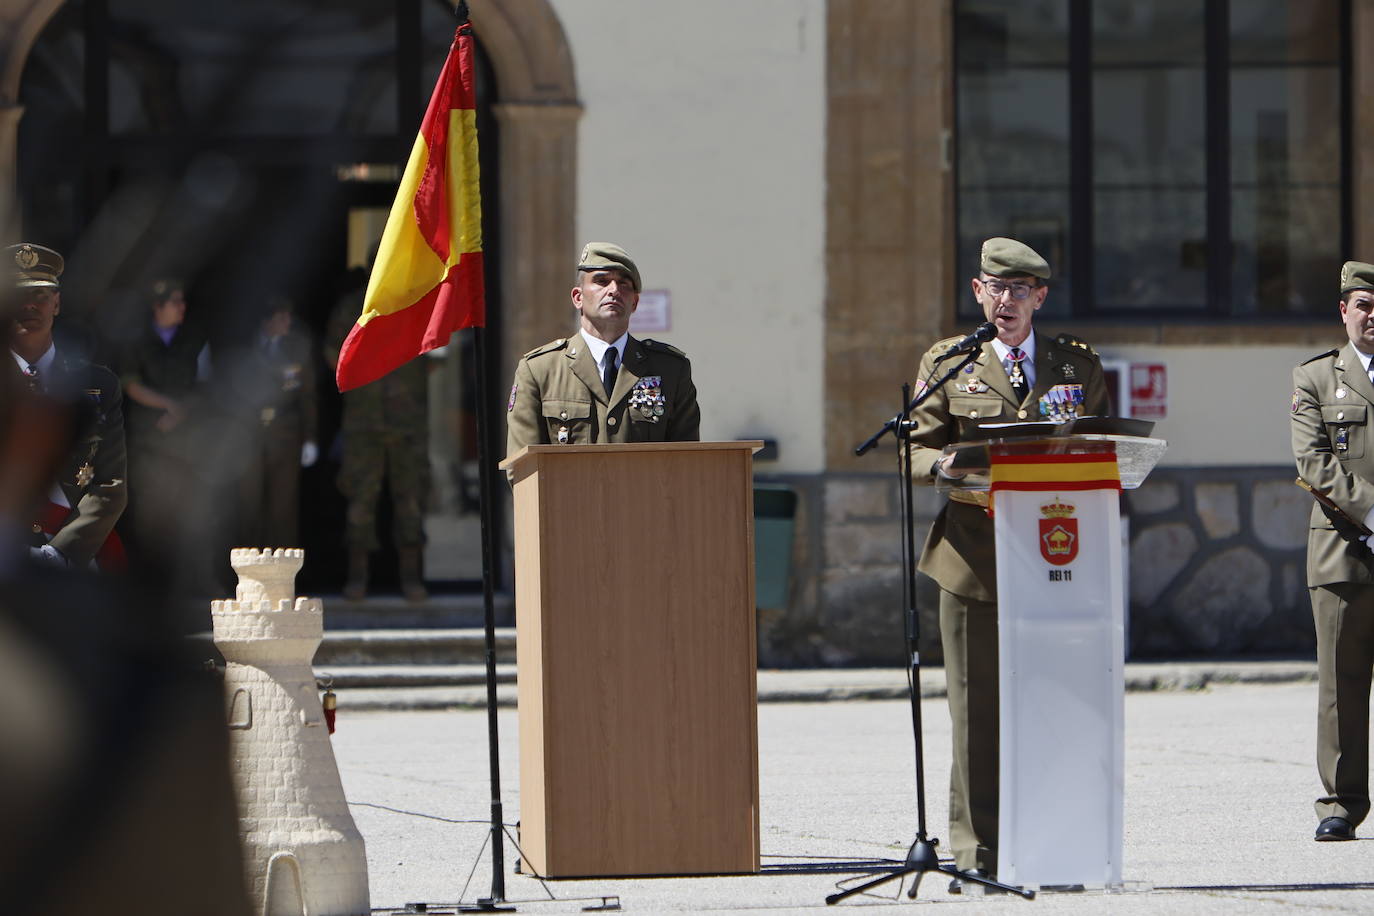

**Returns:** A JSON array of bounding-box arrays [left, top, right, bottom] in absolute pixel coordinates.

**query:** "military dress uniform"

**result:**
[[1293, 316, 1374, 836], [505, 333, 700, 452], [906, 330, 1109, 873], [26, 352, 128, 568]]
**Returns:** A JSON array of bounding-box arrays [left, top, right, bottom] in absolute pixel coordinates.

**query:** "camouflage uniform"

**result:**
[[326, 292, 430, 553]]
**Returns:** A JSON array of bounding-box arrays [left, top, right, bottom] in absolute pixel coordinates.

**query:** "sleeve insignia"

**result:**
[[1292, 389, 1302, 414], [508, 383, 517, 411]]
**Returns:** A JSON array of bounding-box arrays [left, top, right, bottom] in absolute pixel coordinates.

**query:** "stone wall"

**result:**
[[759, 465, 1317, 668]]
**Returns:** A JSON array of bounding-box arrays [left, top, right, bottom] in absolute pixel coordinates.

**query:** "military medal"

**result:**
[[1059, 363, 1077, 380], [629, 377, 665, 423], [1337, 427, 1350, 452], [76, 463, 94, 487], [557, 426, 570, 444]]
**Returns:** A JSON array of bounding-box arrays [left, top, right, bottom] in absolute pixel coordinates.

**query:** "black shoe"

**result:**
[[948, 868, 996, 895], [1316, 816, 1357, 841]]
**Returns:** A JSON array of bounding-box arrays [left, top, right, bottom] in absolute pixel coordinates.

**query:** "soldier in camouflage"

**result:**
[[325, 288, 431, 602]]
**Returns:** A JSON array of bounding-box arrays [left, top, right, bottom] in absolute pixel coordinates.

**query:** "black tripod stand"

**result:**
[[826, 354, 1032, 904]]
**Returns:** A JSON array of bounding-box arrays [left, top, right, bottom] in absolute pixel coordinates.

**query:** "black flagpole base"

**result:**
[[824, 837, 1035, 904]]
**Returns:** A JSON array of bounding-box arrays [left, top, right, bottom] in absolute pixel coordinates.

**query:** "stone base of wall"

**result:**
[[761, 465, 1316, 668]]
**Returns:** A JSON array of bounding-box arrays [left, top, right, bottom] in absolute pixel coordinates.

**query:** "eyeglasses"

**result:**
[[981, 279, 1037, 300]]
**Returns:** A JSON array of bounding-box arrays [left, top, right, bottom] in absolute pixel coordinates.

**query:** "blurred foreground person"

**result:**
[[0, 324, 249, 915], [5, 243, 126, 569]]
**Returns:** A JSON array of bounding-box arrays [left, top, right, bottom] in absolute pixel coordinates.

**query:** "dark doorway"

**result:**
[[18, 0, 501, 595]]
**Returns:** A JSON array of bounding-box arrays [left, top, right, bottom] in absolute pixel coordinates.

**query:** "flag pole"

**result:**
[[470, 321, 510, 909], [456, 8, 510, 910]]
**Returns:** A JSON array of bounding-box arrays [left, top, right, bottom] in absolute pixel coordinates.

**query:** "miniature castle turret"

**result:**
[[212, 548, 369, 916]]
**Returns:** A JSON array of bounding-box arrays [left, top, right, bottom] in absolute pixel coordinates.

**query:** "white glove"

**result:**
[[29, 544, 67, 566], [301, 441, 319, 468]]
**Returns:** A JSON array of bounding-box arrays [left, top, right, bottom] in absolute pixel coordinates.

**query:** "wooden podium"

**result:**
[[499, 441, 763, 878]]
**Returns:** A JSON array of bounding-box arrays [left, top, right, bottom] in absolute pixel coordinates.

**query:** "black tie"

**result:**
[[23, 364, 39, 392], [602, 347, 618, 397]]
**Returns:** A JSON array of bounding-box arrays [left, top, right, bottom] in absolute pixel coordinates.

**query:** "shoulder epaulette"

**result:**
[[1301, 348, 1340, 366], [1055, 333, 1098, 358], [641, 338, 687, 358], [523, 338, 568, 359]]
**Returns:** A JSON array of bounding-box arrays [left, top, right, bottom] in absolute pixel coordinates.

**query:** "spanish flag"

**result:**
[[985, 447, 1120, 516], [335, 21, 485, 392]]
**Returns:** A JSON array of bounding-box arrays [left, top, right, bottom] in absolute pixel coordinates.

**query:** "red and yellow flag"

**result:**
[[335, 22, 485, 392]]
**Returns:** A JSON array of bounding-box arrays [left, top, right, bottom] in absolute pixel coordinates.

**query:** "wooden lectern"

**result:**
[[499, 441, 763, 878]]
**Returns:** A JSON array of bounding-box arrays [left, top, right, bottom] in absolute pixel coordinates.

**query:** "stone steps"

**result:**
[[314, 628, 516, 666], [314, 663, 517, 689]]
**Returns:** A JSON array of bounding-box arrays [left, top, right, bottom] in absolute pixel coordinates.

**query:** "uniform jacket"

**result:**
[[1291, 342, 1374, 587], [242, 330, 318, 448], [907, 330, 1110, 601], [326, 292, 428, 437], [505, 333, 700, 454], [36, 351, 129, 567]]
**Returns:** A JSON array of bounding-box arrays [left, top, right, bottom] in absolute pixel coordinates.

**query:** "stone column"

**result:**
[[492, 101, 582, 394], [0, 102, 23, 237], [212, 548, 369, 916]]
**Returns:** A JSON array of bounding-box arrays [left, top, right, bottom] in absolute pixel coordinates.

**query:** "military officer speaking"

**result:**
[[1291, 260, 1374, 843], [6, 243, 128, 569], [905, 237, 1110, 887], [505, 242, 700, 453]]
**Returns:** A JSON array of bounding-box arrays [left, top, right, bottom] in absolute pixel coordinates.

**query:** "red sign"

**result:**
[[1129, 363, 1167, 419], [1040, 518, 1078, 566]]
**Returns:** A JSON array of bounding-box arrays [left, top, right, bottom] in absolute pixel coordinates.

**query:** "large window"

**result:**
[[956, 0, 1346, 319]]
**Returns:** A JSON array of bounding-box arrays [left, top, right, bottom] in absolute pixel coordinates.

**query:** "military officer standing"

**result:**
[[1291, 260, 1374, 842], [506, 242, 700, 454], [905, 238, 1109, 886], [6, 243, 127, 568]]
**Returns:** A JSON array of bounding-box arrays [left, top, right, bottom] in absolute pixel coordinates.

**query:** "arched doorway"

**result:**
[[13, 0, 580, 594]]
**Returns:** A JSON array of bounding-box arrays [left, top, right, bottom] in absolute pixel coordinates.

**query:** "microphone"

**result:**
[[934, 321, 997, 361]]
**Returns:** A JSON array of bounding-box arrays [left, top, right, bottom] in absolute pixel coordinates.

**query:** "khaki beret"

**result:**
[[980, 237, 1050, 281], [7, 243, 63, 289], [577, 242, 640, 291], [1341, 261, 1374, 294]]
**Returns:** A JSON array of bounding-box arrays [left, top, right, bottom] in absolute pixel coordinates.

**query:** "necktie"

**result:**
[[1007, 347, 1028, 404], [602, 346, 619, 397], [23, 364, 39, 392]]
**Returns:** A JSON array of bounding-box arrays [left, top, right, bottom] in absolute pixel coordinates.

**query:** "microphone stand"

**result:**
[[827, 348, 1033, 904]]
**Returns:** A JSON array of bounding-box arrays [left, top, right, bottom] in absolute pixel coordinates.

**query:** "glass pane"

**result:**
[[1231, 188, 1341, 316], [108, 0, 397, 136], [1094, 189, 1207, 309], [957, 0, 1071, 69], [1092, 0, 1204, 65], [1231, 68, 1340, 185], [958, 70, 1071, 188], [958, 190, 1073, 319], [1231, 0, 1340, 64], [1093, 68, 1206, 185]]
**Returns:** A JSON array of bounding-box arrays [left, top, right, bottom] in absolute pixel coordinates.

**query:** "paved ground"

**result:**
[[330, 679, 1374, 914]]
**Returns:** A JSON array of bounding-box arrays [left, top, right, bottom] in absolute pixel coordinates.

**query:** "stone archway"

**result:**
[[469, 0, 582, 395], [0, 0, 64, 232]]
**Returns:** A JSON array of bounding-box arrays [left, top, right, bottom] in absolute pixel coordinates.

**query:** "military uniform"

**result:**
[[24, 351, 128, 568], [905, 237, 1110, 876], [326, 291, 430, 556], [1292, 262, 1374, 839], [907, 330, 1109, 872], [236, 329, 318, 548], [505, 333, 700, 452]]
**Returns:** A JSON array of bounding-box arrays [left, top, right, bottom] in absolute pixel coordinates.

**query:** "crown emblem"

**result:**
[[14, 245, 38, 270], [1040, 499, 1075, 519]]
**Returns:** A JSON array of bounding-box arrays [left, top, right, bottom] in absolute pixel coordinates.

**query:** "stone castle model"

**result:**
[[212, 548, 369, 916]]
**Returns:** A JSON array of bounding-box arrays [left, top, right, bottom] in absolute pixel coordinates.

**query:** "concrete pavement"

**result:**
[[329, 679, 1374, 913]]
